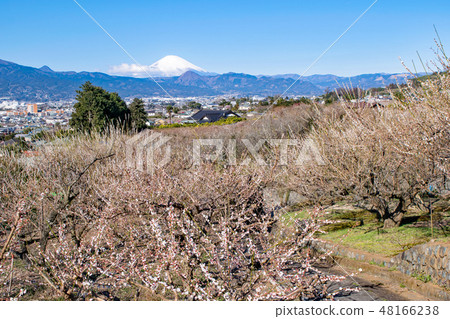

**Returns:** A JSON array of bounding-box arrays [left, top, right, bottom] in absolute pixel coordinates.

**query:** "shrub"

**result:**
[[0, 130, 346, 300]]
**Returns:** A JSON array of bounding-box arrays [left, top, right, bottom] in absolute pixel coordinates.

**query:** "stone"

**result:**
[[440, 257, 446, 270], [439, 246, 446, 258], [441, 257, 447, 270], [433, 245, 440, 257], [436, 257, 443, 270], [431, 269, 438, 279], [406, 251, 413, 262], [263, 187, 283, 208], [425, 256, 431, 268], [439, 270, 446, 283], [285, 190, 308, 206], [438, 271, 449, 287], [431, 257, 439, 271], [419, 245, 426, 253]]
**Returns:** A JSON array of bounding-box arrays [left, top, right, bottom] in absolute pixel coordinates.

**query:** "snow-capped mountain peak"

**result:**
[[149, 55, 206, 77], [109, 55, 206, 78]]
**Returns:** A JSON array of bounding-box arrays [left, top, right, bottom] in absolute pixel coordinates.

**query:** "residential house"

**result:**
[[190, 109, 239, 123]]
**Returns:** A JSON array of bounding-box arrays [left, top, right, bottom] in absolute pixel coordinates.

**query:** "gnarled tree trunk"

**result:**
[[373, 195, 413, 228]]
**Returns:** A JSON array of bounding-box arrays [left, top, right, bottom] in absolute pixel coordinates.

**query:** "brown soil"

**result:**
[[325, 257, 448, 301]]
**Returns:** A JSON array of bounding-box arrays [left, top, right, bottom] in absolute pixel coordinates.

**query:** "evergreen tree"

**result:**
[[166, 105, 174, 124], [69, 82, 129, 132], [186, 101, 201, 109], [128, 98, 148, 131]]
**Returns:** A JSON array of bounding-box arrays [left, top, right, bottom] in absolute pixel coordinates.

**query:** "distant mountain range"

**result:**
[[0, 57, 413, 102]]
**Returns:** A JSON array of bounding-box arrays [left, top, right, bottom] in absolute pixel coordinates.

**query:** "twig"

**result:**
[[28, 257, 71, 300], [7, 255, 14, 296], [67, 153, 116, 196], [0, 213, 20, 261]]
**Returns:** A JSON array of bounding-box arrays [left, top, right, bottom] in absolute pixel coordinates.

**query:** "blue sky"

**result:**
[[1, 0, 449, 76]]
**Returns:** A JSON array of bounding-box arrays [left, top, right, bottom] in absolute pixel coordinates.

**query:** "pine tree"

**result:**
[[69, 82, 129, 132], [128, 98, 148, 131]]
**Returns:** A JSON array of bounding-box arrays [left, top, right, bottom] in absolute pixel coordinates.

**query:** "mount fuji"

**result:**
[[109, 55, 207, 78]]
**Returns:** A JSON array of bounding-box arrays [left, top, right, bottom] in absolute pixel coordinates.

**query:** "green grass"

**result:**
[[279, 210, 309, 227], [412, 272, 432, 283], [318, 223, 448, 257], [157, 116, 245, 129], [369, 260, 386, 267], [281, 206, 450, 257]]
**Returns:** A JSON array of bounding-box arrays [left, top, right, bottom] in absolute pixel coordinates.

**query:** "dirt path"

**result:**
[[321, 264, 429, 301]]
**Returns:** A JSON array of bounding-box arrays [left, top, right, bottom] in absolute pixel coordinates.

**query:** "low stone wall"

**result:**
[[311, 240, 450, 289], [392, 242, 450, 288]]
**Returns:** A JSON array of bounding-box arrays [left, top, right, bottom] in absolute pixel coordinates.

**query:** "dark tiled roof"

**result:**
[[190, 109, 239, 123]]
